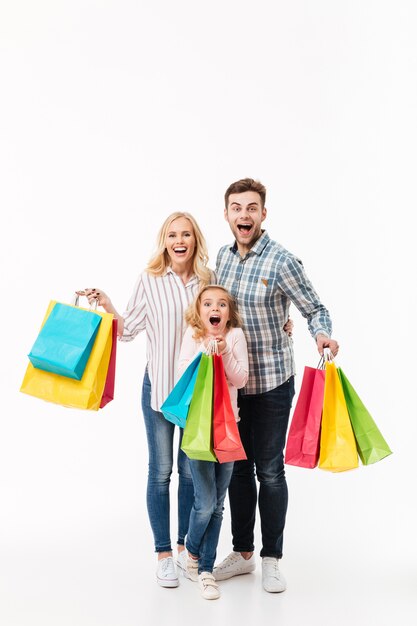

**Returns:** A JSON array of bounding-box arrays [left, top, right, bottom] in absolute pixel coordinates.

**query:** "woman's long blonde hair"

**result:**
[[146, 212, 211, 285], [185, 285, 242, 341]]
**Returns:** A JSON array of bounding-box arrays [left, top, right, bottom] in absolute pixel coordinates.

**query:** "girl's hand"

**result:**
[[214, 335, 227, 354], [76, 288, 111, 309], [203, 335, 227, 354]]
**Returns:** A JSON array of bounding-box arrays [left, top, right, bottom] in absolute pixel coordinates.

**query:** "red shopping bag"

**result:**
[[99, 318, 117, 408], [285, 366, 325, 468], [212, 353, 247, 463]]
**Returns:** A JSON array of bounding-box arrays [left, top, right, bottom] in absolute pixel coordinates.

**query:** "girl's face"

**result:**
[[199, 288, 230, 336], [164, 217, 196, 270]]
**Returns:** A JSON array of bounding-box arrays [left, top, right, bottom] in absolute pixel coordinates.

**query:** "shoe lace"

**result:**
[[161, 557, 174, 573], [218, 552, 241, 570], [264, 558, 280, 576]]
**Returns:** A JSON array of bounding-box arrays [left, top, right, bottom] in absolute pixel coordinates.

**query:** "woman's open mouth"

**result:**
[[174, 246, 187, 255]]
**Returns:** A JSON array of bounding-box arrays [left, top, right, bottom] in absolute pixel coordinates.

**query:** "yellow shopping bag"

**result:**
[[318, 361, 358, 472], [20, 301, 113, 411]]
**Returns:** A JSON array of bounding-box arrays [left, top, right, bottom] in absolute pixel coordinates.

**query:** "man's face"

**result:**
[[224, 191, 267, 253]]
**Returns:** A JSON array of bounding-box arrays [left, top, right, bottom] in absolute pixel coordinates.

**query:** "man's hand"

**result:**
[[316, 333, 339, 357]]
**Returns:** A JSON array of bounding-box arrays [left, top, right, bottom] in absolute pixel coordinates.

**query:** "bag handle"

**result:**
[[71, 292, 98, 310], [204, 338, 219, 356], [316, 347, 335, 369]]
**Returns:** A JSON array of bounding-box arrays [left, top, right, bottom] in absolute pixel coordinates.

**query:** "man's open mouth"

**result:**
[[237, 224, 252, 233], [209, 315, 221, 327]]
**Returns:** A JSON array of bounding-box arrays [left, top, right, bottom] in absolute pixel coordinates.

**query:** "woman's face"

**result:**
[[199, 288, 231, 336], [164, 217, 196, 270]]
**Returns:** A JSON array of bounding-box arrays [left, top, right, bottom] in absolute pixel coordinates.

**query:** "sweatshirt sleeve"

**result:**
[[221, 328, 249, 389], [177, 326, 200, 378]]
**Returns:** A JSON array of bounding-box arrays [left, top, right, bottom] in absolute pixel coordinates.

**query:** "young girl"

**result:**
[[177, 285, 249, 600]]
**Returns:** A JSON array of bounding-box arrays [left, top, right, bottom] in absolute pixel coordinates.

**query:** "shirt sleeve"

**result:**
[[221, 328, 249, 389], [278, 256, 332, 338], [119, 274, 147, 342]]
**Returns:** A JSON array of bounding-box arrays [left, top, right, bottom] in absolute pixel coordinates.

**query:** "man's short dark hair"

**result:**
[[225, 178, 266, 208]]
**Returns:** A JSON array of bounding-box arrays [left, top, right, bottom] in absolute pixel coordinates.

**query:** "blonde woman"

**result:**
[[79, 212, 212, 588]]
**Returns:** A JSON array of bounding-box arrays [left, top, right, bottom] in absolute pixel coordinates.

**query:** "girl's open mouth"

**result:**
[[209, 315, 221, 327]]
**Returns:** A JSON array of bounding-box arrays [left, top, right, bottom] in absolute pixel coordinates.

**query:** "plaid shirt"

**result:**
[[216, 231, 333, 395]]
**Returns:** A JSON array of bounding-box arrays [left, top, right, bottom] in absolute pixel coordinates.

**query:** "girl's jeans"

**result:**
[[186, 459, 234, 573]]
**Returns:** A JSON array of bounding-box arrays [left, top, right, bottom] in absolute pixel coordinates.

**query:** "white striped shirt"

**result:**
[[119, 268, 208, 411]]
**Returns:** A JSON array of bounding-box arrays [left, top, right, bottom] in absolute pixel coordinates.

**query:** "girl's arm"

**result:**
[[178, 326, 199, 377], [221, 328, 249, 389]]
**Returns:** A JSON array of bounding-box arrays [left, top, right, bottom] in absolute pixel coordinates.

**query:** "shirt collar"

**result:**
[[165, 266, 198, 286], [230, 230, 270, 257]]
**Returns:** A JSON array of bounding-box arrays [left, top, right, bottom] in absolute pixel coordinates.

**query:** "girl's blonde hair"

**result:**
[[185, 285, 242, 341], [146, 211, 211, 285]]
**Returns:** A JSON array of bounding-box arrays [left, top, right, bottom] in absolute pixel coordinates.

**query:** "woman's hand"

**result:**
[[76, 288, 125, 336], [283, 317, 294, 337], [76, 288, 111, 310]]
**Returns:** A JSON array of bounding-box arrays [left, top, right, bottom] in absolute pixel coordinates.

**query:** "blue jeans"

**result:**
[[186, 460, 234, 574], [228, 377, 295, 558], [141, 371, 194, 553]]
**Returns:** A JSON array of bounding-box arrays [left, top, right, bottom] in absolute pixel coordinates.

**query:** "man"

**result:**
[[213, 178, 339, 593]]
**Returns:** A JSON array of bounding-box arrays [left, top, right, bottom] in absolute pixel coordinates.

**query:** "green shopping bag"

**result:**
[[337, 367, 392, 465], [181, 353, 217, 462]]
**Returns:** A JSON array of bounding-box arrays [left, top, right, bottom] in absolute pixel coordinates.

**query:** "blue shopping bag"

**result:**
[[28, 302, 102, 380], [161, 352, 203, 428]]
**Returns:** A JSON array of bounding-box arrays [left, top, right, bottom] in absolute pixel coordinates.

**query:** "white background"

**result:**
[[1, 1, 416, 625]]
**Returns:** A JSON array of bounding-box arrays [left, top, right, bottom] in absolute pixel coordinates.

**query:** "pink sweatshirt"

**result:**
[[178, 326, 249, 420]]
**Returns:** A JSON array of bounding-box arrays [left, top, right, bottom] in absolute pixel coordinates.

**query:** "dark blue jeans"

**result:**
[[141, 371, 194, 553], [228, 377, 295, 559]]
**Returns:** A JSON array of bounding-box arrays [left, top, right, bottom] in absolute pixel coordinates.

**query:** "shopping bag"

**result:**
[[99, 318, 118, 408], [212, 353, 247, 463], [337, 367, 392, 465], [28, 302, 102, 380], [161, 352, 203, 428], [285, 365, 325, 468], [181, 353, 217, 462], [318, 362, 359, 472], [20, 300, 113, 411]]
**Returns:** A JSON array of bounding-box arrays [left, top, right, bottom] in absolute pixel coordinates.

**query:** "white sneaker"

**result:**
[[213, 551, 256, 581], [198, 572, 220, 600], [184, 555, 199, 582], [156, 556, 179, 588], [262, 557, 286, 593], [176, 549, 187, 572]]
